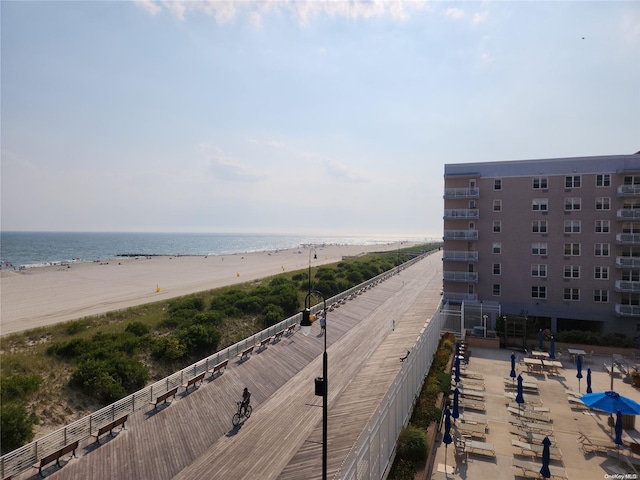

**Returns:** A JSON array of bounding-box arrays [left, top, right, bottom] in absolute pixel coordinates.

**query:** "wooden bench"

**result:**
[[285, 324, 296, 335], [208, 359, 228, 378], [182, 372, 205, 392], [238, 346, 254, 361], [256, 337, 272, 351], [91, 414, 128, 444], [273, 330, 285, 342], [150, 387, 178, 409], [33, 440, 79, 476]]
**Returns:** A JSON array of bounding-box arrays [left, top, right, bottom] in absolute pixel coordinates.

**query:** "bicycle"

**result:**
[[232, 400, 252, 426]]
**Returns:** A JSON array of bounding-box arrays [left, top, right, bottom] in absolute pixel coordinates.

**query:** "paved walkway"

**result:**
[[431, 347, 640, 480], [25, 252, 443, 480]]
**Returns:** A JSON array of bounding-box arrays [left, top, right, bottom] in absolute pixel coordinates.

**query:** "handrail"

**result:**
[[0, 251, 431, 479]]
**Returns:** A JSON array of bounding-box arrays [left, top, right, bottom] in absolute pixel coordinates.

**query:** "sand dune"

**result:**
[[0, 243, 410, 336]]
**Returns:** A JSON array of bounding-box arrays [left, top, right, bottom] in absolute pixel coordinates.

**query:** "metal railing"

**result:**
[[333, 300, 447, 479], [0, 252, 430, 480]]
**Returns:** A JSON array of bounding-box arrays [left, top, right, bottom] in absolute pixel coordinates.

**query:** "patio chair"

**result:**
[[512, 458, 568, 480], [509, 428, 556, 445], [507, 402, 550, 413], [567, 396, 590, 410], [577, 430, 616, 455], [509, 420, 553, 435], [454, 422, 487, 439], [511, 439, 563, 460], [458, 397, 486, 412], [507, 406, 551, 423], [464, 439, 495, 458]]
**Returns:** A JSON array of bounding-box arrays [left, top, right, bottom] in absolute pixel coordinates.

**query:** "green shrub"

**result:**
[[0, 403, 38, 454], [0, 374, 43, 403], [397, 424, 428, 463], [263, 304, 284, 328], [65, 319, 88, 335], [125, 321, 151, 336], [438, 372, 451, 394], [152, 336, 188, 361]]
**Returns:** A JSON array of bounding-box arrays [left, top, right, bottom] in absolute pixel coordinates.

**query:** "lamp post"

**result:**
[[299, 290, 327, 480]]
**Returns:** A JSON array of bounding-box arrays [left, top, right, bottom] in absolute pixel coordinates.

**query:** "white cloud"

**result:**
[[267, 140, 284, 148], [163, 0, 186, 21], [473, 11, 488, 25], [135, 0, 162, 16], [322, 159, 368, 183], [481, 52, 494, 64], [445, 7, 464, 20]]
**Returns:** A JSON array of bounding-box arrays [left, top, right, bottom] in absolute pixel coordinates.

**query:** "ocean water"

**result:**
[[0, 232, 428, 268]]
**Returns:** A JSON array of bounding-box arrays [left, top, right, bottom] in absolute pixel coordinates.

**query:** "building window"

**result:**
[[493, 199, 502, 212], [595, 220, 610, 233], [493, 263, 501, 275], [564, 198, 581, 211], [564, 220, 581, 234], [624, 175, 640, 186], [531, 220, 548, 233], [594, 266, 609, 280], [532, 243, 548, 255], [622, 222, 640, 234], [622, 269, 640, 281], [533, 177, 548, 189], [565, 175, 581, 188], [493, 284, 501, 296], [564, 288, 580, 301], [564, 265, 580, 278], [493, 220, 501, 233], [563, 243, 580, 256], [494, 179, 502, 190], [469, 200, 476, 209], [493, 242, 501, 254], [532, 199, 548, 211], [596, 197, 611, 210], [532, 286, 547, 299], [594, 243, 610, 257], [531, 264, 547, 277], [596, 174, 611, 187], [594, 289, 609, 302]]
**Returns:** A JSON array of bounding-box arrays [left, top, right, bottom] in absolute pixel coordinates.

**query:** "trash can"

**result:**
[[622, 414, 636, 430]]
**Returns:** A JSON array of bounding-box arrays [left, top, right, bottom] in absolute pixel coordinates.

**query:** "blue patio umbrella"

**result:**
[[516, 374, 525, 417], [538, 329, 543, 351], [580, 391, 640, 415], [510, 353, 517, 385], [586, 368, 592, 394], [454, 355, 461, 384], [576, 355, 583, 393], [452, 387, 460, 420], [615, 410, 624, 446], [443, 407, 453, 470], [540, 436, 551, 479], [549, 336, 555, 360]]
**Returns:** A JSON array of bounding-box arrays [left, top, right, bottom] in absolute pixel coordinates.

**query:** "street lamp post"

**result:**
[[300, 290, 327, 480]]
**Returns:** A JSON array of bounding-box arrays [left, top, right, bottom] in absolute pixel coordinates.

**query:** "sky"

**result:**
[[2, 1, 639, 237]]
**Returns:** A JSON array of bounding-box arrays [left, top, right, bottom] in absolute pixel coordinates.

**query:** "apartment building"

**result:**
[[443, 153, 640, 338]]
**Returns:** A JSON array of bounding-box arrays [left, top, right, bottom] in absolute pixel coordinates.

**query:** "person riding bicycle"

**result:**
[[240, 387, 251, 414]]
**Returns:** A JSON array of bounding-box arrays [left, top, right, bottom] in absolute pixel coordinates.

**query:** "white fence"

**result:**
[[333, 300, 447, 480], [0, 254, 428, 480]]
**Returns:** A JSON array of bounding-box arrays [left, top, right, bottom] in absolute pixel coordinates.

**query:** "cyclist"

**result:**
[[240, 387, 251, 414]]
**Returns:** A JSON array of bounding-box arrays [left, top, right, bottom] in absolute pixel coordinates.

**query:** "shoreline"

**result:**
[[0, 242, 420, 337]]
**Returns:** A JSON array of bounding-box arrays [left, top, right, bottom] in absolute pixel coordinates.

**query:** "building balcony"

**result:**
[[616, 209, 640, 220], [443, 271, 479, 283], [443, 187, 480, 199], [615, 280, 640, 293], [443, 292, 478, 303], [443, 230, 479, 241], [617, 185, 640, 197], [443, 209, 479, 220], [615, 304, 640, 317], [442, 250, 479, 262], [616, 233, 640, 244], [616, 257, 640, 268]]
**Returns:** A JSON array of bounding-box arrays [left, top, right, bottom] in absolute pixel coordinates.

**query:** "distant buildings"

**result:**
[[443, 153, 640, 338]]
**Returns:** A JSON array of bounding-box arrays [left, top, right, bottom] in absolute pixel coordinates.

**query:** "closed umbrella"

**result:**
[[615, 410, 624, 460], [443, 407, 452, 471], [510, 353, 517, 386], [586, 368, 592, 394], [516, 374, 525, 417], [452, 387, 460, 421], [540, 436, 551, 479], [538, 329, 543, 351], [454, 355, 461, 384], [576, 355, 583, 393], [549, 336, 555, 360]]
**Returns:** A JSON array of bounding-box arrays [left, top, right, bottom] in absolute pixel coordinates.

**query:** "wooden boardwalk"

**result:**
[[32, 252, 443, 480]]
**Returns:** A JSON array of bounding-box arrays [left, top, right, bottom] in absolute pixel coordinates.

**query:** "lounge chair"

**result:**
[[577, 431, 616, 455], [507, 402, 550, 413], [459, 388, 485, 399], [463, 439, 495, 457], [460, 370, 484, 380], [510, 420, 553, 435], [512, 458, 568, 479], [458, 397, 486, 412], [507, 406, 552, 423], [509, 427, 556, 445], [511, 439, 563, 460], [567, 396, 589, 410], [454, 422, 487, 439], [504, 391, 543, 406]]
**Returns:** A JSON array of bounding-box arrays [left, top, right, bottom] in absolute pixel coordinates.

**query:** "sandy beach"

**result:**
[[0, 243, 412, 336]]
